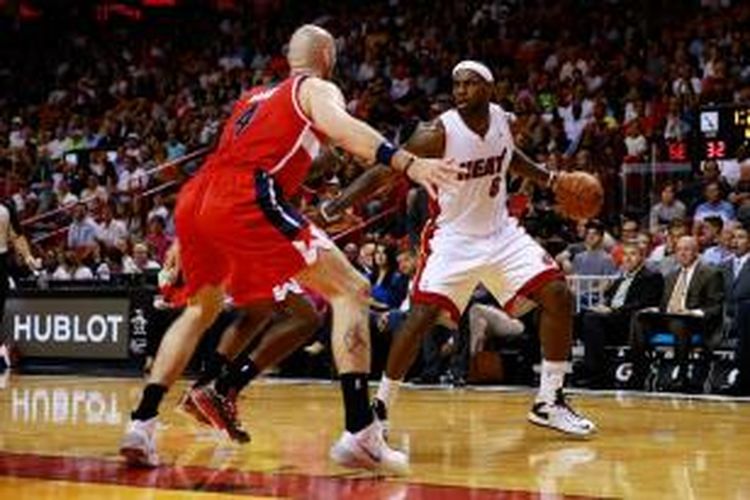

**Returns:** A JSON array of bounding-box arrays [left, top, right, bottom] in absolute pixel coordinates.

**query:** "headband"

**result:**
[[452, 60, 494, 83]]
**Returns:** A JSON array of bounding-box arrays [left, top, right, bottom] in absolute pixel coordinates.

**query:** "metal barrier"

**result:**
[[566, 275, 619, 313]]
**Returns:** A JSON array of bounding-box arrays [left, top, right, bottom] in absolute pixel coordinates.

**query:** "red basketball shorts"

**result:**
[[175, 168, 332, 304]]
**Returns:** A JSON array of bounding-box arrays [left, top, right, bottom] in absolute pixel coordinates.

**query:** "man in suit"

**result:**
[[578, 242, 664, 388], [632, 236, 725, 390], [722, 225, 750, 394]]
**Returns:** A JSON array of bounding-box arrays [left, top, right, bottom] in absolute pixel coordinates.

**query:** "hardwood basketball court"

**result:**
[[0, 374, 747, 498]]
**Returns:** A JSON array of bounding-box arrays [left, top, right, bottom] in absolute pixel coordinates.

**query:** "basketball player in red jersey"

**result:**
[[321, 61, 597, 438], [119, 24, 461, 473]]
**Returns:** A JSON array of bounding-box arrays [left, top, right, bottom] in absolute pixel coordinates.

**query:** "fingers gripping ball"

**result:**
[[553, 171, 604, 220]]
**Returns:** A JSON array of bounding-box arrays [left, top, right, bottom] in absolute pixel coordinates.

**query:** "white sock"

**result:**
[[536, 360, 569, 404], [375, 376, 401, 409]]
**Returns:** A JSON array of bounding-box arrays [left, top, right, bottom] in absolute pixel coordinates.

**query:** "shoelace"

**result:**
[[554, 389, 582, 418]]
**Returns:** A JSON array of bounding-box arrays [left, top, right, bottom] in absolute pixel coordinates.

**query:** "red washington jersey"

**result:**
[[205, 74, 322, 197]]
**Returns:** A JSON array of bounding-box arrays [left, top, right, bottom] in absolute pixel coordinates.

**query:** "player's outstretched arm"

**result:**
[[320, 121, 446, 222], [510, 146, 603, 220], [299, 77, 460, 198], [509, 146, 555, 187]]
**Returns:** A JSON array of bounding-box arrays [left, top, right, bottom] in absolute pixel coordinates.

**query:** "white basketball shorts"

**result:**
[[412, 218, 561, 321]]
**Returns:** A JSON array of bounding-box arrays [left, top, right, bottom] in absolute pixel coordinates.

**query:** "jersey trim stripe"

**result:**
[[411, 217, 461, 322], [502, 267, 563, 314], [255, 171, 306, 240], [269, 124, 310, 175], [291, 74, 312, 126]]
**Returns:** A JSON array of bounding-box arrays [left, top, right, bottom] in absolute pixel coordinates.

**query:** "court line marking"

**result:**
[[0, 450, 606, 499]]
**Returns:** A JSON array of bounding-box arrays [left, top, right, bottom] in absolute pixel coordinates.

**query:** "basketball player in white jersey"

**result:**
[[321, 60, 596, 436]]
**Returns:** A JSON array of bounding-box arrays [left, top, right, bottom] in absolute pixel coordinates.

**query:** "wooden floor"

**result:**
[[0, 374, 748, 499]]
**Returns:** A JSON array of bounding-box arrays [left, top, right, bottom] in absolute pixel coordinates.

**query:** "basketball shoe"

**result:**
[[188, 384, 250, 443], [120, 417, 159, 467], [329, 420, 409, 475], [528, 389, 596, 436], [176, 389, 211, 426], [371, 398, 390, 441]]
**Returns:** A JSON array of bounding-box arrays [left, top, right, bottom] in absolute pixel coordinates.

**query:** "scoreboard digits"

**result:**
[[698, 105, 750, 160]]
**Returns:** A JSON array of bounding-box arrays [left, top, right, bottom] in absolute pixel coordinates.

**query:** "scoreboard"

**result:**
[[698, 105, 750, 160]]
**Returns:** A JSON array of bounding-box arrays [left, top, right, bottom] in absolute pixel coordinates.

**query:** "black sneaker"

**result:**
[[189, 385, 250, 443]]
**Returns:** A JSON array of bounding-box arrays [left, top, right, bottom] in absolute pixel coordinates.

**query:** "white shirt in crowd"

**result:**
[[98, 219, 128, 248], [118, 167, 148, 193], [147, 205, 169, 222], [625, 134, 649, 157], [59, 192, 79, 207]]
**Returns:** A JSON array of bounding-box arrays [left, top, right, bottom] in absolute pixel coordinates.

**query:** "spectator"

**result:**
[[623, 121, 649, 162], [132, 242, 161, 272], [147, 193, 170, 223], [98, 203, 128, 249], [358, 242, 376, 276], [369, 243, 408, 310], [145, 216, 172, 263], [680, 160, 731, 212], [578, 242, 664, 388], [570, 221, 618, 276], [117, 154, 148, 199], [56, 180, 78, 208], [80, 175, 109, 206], [51, 251, 74, 281], [647, 219, 690, 276], [67, 203, 100, 255], [632, 236, 724, 390], [694, 181, 736, 223], [697, 216, 723, 250], [701, 219, 735, 266], [649, 183, 687, 233], [71, 253, 95, 280], [611, 217, 640, 266], [343, 242, 360, 268], [722, 225, 750, 395]]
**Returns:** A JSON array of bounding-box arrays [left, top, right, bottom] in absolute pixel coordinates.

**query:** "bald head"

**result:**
[[675, 235, 699, 268], [287, 24, 336, 78]]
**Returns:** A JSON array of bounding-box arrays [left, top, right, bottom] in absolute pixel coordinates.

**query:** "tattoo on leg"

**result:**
[[344, 323, 367, 353]]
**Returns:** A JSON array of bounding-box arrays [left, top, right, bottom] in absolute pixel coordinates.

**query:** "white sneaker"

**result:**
[[120, 417, 159, 467], [329, 422, 409, 475], [528, 389, 596, 437]]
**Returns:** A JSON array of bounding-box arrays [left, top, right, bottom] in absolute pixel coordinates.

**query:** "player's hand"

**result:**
[[406, 157, 463, 199]]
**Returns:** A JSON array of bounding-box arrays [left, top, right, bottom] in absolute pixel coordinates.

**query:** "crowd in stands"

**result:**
[[2, 0, 750, 392]]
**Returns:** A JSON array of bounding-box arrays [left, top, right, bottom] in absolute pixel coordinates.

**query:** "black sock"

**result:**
[[195, 352, 230, 387], [341, 373, 373, 433], [215, 358, 260, 396], [131, 383, 167, 421]]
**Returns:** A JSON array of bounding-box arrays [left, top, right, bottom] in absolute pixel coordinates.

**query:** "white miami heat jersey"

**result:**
[[435, 103, 514, 236]]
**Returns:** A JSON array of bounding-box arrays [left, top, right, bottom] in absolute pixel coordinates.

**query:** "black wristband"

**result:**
[[376, 141, 398, 167]]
